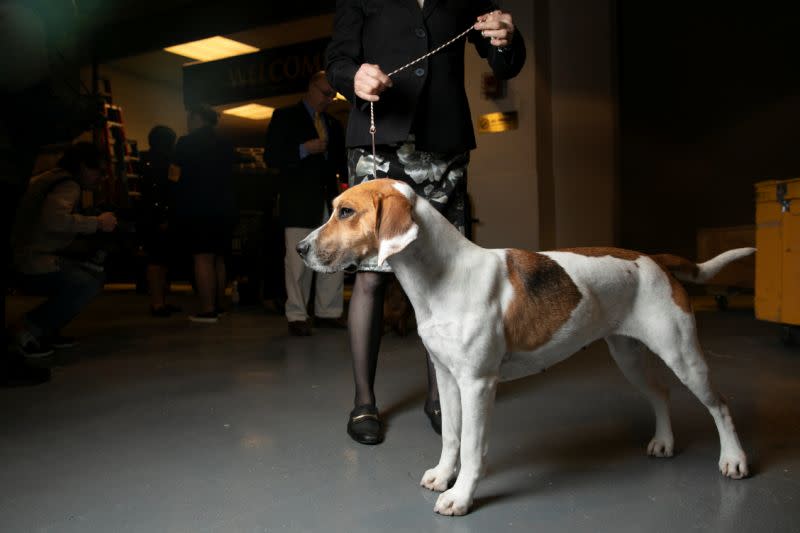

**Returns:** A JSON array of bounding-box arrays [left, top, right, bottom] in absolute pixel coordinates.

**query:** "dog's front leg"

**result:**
[[421, 363, 461, 492], [434, 375, 497, 516]]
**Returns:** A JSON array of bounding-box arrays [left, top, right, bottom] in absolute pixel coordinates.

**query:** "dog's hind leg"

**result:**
[[421, 363, 461, 492], [640, 317, 749, 479], [606, 335, 674, 457]]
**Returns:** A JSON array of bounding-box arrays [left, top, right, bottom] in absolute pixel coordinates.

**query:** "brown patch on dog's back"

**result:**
[[504, 250, 583, 352], [650, 254, 700, 281], [562, 246, 694, 314], [560, 247, 643, 261]]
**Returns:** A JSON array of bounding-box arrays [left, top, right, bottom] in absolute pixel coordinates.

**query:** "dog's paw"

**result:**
[[647, 437, 674, 458], [434, 489, 471, 516], [719, 452, 749, 479], [420, 467, 452, 492]]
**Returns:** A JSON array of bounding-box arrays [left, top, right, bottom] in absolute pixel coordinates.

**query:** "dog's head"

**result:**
[[297, 179, 419, 273]]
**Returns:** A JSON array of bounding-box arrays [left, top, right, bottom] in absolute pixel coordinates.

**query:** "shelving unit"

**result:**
[[91, 78, 141, 208], [102, 103, 128, 206]]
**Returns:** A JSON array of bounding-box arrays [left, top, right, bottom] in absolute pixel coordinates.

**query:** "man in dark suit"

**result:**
[[264, 71, 347, 336]]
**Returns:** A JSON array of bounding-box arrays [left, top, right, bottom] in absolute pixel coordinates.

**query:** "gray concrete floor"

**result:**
[[2, 292, 800, 533]]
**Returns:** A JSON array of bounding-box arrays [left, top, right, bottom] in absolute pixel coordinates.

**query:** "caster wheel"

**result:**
[[780, 326, 798, 347]]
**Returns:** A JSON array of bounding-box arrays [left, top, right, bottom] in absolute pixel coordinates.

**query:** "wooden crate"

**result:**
[[755, 178, 800, 328]]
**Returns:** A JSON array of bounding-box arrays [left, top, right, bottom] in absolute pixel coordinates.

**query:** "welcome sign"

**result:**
[[183, 38, 330, 106]]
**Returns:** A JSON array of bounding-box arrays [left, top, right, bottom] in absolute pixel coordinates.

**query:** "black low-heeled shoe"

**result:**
[[424, 400, 442, 435], [347, 404, 384, 445]]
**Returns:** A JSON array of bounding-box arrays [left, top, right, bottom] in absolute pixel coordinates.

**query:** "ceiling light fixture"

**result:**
[[222, 104, 274, 120], [164, 36, 259, 62]]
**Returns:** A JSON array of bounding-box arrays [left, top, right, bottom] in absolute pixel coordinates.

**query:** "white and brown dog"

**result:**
[[297, 179, 752, 516]]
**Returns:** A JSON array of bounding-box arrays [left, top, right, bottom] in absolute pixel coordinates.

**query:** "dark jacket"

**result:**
[[263, 101, 346, 228], [173, 126, 237, 220], [326, 0, 526, 153], [139, 151, 174, 228]]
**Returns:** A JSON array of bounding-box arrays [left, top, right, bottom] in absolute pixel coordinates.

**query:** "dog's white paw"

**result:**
[[719, 452, 749, 479], [420, 467, 453, 492], [434, 488, 471, 516], [647, 437, 674, 458]]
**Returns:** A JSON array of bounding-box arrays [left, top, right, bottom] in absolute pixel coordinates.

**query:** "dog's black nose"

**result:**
[[296, 240, 310, 258]]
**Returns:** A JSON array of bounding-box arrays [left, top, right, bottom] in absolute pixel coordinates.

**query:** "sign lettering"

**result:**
[[184, 38, 330, 106]]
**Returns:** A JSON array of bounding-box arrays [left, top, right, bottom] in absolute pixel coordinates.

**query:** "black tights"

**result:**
[[349, 271, 439, 408]]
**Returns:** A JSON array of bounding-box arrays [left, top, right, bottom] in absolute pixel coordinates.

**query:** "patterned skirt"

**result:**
[[347, 137, 468, 272]]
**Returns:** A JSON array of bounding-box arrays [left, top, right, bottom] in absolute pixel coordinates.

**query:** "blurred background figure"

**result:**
[[171, 104, 237, 323], [10, 142, 117, 358], [263, 71, 347, 336], [140, 125, 181, 317], [1, 0, 104, 386]]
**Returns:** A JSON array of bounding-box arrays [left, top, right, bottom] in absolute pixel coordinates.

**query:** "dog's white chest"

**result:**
[[417, 312, 507, 375]]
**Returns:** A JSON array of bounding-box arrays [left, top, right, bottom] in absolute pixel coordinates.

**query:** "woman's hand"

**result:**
[[474, 10, 515, 48], [354, 63, 393, 102]]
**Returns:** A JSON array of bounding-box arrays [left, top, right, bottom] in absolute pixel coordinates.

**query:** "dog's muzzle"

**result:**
[[296, 231, 359, 273]]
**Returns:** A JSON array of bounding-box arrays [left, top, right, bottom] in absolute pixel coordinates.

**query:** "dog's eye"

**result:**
[[338, 207, 355, 220]]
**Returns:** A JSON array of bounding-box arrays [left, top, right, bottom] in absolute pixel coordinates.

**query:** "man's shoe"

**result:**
[[163, 304, 183, 314], [189, 312, 219, 323], [46, 335, 78, 349], [314, 316, 348, 329], [288, 320, 312, 336], [347, 404, 384, 445], [424, 400, 442, 435], [16, 331, 54, 358]]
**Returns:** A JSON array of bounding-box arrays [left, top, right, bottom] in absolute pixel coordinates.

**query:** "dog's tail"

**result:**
[[650, 247, 756, 284]]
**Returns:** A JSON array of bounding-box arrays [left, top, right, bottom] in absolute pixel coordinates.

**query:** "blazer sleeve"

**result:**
[[263, 107, 301, 170], [469, 0, 527, 80], [325, 0, 363, 103]]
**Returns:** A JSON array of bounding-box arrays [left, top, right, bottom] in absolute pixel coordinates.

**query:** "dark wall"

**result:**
[[618, 4, 800, 258]]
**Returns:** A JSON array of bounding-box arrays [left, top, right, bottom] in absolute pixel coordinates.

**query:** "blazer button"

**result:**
[[415, 28, 426, 38], [414, 67, 425, 77]]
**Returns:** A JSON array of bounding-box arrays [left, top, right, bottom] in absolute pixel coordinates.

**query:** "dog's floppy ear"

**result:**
[[376, 189, 418, 266]]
